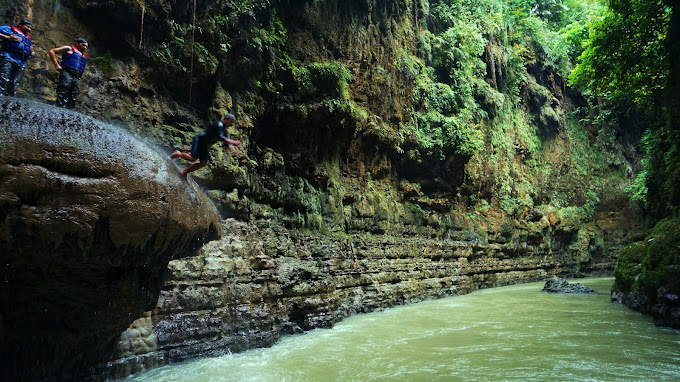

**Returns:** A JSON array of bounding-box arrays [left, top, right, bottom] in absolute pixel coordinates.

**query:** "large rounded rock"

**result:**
[[0, 98, 222, 381]]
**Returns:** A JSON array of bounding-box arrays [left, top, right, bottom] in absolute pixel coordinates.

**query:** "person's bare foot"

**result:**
[[170, 151, 181, 159]]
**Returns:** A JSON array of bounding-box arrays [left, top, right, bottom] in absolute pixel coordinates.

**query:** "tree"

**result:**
[[569, 0, 680, 216], [569, 0, 670, 107]]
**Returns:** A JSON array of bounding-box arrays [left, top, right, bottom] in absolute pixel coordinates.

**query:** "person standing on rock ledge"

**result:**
[[48, 38, 89, 108], [0, 19, 34, 96], [171, 114, 243, 180]]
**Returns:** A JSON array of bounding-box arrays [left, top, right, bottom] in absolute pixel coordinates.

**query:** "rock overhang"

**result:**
[[0, 97, 222, 380]]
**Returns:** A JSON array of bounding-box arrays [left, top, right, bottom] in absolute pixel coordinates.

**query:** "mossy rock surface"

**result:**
[[614, 218, 680, 296]]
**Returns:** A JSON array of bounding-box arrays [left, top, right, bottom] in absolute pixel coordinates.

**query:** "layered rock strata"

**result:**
[[108, 216, 618, 379], [0, 1, 643, 380]]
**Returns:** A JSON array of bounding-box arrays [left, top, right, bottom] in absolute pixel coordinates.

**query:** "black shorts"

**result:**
[[190, 135, 210, 162]]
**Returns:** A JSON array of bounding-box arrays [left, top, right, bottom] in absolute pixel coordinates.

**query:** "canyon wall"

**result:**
[[0, 0, 644, 380]]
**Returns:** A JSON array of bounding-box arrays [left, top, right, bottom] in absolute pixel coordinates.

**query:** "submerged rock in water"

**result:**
[[0, 98, 222, 381], [542, 276, 598, 294]]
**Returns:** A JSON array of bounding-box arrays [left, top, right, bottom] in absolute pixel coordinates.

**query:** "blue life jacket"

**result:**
[[1, 26, 32, 63], [61, 45, 87, 76]]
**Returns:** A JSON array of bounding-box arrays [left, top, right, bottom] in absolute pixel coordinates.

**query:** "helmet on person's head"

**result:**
[[18, 19, 33, 27], [224, 114, 236, 121], [76, 38, 88, 44]]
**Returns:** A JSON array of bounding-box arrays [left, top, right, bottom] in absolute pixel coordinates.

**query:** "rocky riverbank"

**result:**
[[611, 218, 680, 329], [103, 206, 632, 379]]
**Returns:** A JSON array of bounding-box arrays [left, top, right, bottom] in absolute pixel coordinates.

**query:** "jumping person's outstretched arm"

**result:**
[[224, 139, 242, 155]]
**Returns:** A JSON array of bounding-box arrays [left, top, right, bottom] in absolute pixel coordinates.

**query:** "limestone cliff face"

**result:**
[[145, 218, 603, 366], [0, 98, 221, 381], [0, 0, 644, 380]]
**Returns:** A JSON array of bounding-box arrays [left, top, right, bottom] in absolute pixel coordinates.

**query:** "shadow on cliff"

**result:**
[[0, 97, 222, 381]]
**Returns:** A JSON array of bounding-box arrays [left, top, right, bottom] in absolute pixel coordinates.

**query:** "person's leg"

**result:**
[[67, 78, 80, 109], [6, 62, 24, 96], [0, 56, 12, 95], [179, 139, 209, 179], [170, 151, 196, 161], [171, 134, 204, 161], [180, 160, 207, 179], [56, 71, 73, 107]]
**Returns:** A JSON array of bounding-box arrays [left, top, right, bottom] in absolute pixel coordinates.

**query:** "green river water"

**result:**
[[131, 278, 680, 381]]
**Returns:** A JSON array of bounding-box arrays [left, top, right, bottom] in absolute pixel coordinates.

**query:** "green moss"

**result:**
[[405, 202, 426, 226], [292, 61, 352, 100], [261, 149, 285, 172], [396, 50, 422, 81], [409, 109, 484, 159], [91, 52, 115, 77], [305, 213, 324, 232], [639, 218, 680, 295], [321, 99, 368, 123], [615, 218, 680, 296]]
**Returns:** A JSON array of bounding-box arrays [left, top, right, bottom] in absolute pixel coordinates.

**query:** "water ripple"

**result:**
[[131, 278, 680, 382]]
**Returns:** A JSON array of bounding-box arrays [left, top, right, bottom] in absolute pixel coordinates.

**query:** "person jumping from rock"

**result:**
[[48, 38, 89, 108], [171, 114, 242, 180], [0, 19, 34, 96]]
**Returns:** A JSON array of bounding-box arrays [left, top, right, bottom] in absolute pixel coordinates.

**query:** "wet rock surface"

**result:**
[[611, 287, 680, 329], [542, 276, 598, 294], [0, 98, 221, 381]]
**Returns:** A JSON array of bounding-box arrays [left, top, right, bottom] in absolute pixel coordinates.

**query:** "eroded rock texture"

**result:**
[[151, 219, 557, 365], [104, 217, 616, 378], [0, 98, 221, 381]]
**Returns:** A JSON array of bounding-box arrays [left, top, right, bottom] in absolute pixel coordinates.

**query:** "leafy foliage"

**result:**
[[571, 0, 680, 304], [569, 0, 670, 105], [641, 115, 680, 216], [153, 20, 219, 78], [149, 1, 289, 93], [292, 62, 353, 100], [570, 0, 680, 217], [405, 1, 498, 160]]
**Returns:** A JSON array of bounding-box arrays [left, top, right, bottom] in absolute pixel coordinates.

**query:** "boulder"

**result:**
[[0, 98, 222, 381], [542, 276, 598, 294]]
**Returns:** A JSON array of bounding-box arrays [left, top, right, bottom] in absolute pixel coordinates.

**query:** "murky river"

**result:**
[[130, 278, 680, 381]]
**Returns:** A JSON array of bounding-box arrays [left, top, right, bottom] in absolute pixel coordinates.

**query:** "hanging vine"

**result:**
[[139, 1, 145, 50], [189, 0, 196, 102]]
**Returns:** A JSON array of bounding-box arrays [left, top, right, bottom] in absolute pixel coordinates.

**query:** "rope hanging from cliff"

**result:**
[[189, 0, 196, 103], [139, 2, 145, 50]]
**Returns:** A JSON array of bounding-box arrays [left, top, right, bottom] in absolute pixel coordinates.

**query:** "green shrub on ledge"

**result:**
[[293, 61, 353, 100]]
